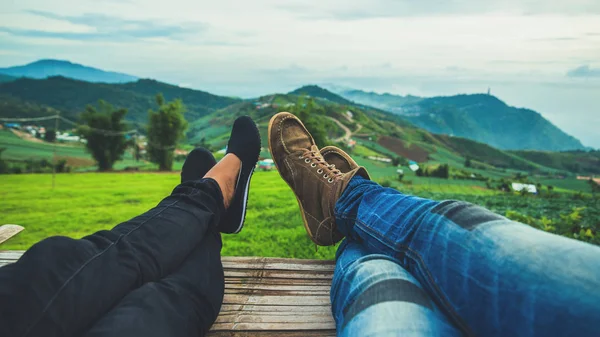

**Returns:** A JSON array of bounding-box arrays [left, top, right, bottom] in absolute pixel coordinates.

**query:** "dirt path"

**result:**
[[326, 116, 363, 143], [327, 116, 352, 142]]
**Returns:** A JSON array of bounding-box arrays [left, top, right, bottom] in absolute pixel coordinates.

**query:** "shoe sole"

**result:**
[[268, 113, 322, 245], [232, 165, 254, 234]]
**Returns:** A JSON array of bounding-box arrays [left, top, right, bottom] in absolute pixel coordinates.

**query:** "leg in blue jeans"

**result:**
[[334, 176, 600, 337], [331, 239, 463, 337], [0, 178, 225, 337]]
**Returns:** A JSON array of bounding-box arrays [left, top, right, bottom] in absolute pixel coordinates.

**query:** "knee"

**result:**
[[332, 255, 432, 327]]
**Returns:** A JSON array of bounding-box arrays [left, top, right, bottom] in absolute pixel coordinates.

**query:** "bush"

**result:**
[[378, 179, 393, 188], [44, 129, 57, 142]]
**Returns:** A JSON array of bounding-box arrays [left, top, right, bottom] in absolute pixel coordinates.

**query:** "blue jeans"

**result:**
[[331, 176, 600, 337]]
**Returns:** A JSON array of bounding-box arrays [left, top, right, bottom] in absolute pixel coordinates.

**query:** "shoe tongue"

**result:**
[[310, 145, 320, 153]]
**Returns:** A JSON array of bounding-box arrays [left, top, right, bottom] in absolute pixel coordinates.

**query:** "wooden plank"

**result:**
[[223, 270, 333, 280], [210, 322, 336, 331], [219, 305, 332, 313], [0, 225, 24, 245], [0, 252, 337, 335], [0, 250, 25, 260], [221, 258, 334, 272], [224, 283, 331, 292], [214, 314, 333, 324], [207, 331, 335, 337], [222, 295, 331, 306]]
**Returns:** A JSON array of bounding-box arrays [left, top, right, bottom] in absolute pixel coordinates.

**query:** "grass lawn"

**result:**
[[2, 171, 598, 257], [0, 171, 338, 259]]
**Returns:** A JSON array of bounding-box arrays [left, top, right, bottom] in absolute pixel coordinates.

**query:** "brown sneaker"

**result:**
[[268, 112, 369, 246], [320, 146, 371, 179]]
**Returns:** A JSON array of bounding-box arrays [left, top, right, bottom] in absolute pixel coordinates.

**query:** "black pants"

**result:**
[[0, 178, 226, 337]]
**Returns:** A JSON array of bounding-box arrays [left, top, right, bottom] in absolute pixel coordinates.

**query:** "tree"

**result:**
[[0, 148, 8, 174], [464, 156, 472, 168], [78, 101, 129, 171], [147, 94, 188, 171], [589, 179, 600, 200], [44, 129, 56, 143]]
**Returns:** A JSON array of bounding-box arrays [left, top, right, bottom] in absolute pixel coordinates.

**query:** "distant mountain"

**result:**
[[337, 89, 585, 151], [0, 74, 15, 83], [0, 76, 240, 125], [289, 85, 354, 105], [0, 59, 138, 83], [339, 89, 423, 113]]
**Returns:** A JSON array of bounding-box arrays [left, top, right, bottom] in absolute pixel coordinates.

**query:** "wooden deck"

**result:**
[[0, 251, 336, 336]]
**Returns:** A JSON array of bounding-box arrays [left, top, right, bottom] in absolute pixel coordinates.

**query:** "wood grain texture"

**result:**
[[0, 225, 24, 245], [0, 252, 337, 336]]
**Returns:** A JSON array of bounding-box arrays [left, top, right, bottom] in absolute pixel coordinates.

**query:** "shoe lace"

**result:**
[[300, 149, 342, 183]]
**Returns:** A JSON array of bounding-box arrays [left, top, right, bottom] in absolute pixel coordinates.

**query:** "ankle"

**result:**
[[204, 154, 241, 209]]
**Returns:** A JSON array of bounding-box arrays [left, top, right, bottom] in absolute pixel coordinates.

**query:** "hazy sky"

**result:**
[[1, 0, 599, 147]]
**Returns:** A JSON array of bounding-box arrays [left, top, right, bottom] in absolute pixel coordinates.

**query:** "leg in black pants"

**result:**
[[0, 117, 261, 337], [0, 178, 225, 337], [83, 229, 225, 337]]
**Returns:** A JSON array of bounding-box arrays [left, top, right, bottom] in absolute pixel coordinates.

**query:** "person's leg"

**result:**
[[0, 177, 224, 337], [331, 239, 463, 337], [83, 229, 224, 337], [0, 116, 261, 337], [335, 176, 600, 337]]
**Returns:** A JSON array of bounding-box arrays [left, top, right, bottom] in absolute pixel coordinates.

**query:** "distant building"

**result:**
[[408, 161, 420, 172], [258, 159, 275, 171], [368, 156, 392, 163], [511, 183, 537, 194]]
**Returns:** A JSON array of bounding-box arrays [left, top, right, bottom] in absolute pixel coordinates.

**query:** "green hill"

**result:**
[[0, 77, 241, 125], [0, 74, 15, 83], [185, 87, 596, 178], [511, 150, 600, 175], [2, 79, 596, 179], [289, 85, 355, 105], [336, 89, 585, 151]]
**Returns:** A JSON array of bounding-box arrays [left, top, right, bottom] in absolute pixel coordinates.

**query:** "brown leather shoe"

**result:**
[[268, 112, 369, 246], [320, 146, 371, 179]]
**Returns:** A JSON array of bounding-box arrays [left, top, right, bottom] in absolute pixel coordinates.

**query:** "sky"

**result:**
[[1, 0, 599, 148]]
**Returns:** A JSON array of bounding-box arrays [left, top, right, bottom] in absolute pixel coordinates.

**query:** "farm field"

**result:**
[[2, 171, 598, 257]]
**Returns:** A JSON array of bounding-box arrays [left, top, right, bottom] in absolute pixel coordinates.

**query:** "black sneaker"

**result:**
[[220, 116, 261, 234], [180, 147, 217, 183]]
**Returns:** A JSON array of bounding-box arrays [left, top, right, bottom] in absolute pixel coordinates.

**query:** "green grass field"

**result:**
[[2, 170, 598, 257], [0, 171, 338, 259]]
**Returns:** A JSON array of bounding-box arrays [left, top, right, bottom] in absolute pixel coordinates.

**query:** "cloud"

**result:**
[[0, 10, 206, 41], [276, 0, 600, 21], [567, 65, 600, 78]]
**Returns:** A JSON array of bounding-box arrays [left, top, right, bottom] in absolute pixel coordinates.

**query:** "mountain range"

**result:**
[[0, 59, 596, 175], [337, 89, 585, 151], [0, 60, 138, 83]]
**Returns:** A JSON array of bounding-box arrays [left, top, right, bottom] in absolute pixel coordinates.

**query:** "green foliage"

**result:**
[[416, 164, 449, 179], [147, 94, 188, 171], [289, 85, 354, 105], [78, 101, 129, 171], [0, 77, 239, 126], [465, 156, 472, 168], [0, 147, 7, 173], [44, 129, 56, 142], [513, 150, 600, 175], [378, 179, 393, 188]]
